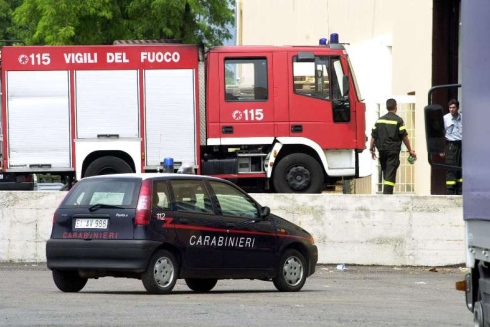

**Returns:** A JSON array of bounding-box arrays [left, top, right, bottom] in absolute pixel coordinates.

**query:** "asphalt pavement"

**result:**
[[0, 263, 471, 327]]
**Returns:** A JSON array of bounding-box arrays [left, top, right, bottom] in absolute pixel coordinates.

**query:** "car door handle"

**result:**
[[179, 218, 189, 224]]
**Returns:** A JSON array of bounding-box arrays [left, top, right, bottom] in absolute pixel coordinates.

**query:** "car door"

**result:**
[[168, 179, 226, 270], [206, 180, 277, 270]]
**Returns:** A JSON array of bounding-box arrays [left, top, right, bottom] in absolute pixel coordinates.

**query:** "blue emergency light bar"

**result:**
[[318, 33, 340, 46]]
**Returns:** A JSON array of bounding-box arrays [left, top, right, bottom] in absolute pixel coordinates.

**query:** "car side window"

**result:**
[[152, 181, 170, 210], [208, 181, 258, 218], [169, 180, 214, 214]]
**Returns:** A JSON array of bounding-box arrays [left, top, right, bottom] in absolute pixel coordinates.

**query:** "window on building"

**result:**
[[224, 58, 268, 101]]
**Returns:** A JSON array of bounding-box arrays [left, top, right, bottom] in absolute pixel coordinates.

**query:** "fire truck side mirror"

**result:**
[[424, 104, 446, 154]]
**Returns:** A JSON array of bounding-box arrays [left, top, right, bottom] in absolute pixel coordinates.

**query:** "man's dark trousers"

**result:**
[[445, 141, 462, 195], [379, 150, 400, 194]]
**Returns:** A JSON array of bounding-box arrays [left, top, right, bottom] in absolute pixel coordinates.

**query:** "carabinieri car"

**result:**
[[46, 173, 318, 294]]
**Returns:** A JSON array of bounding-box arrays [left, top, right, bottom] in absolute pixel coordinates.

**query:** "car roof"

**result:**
[[81, 173, 229, 183]]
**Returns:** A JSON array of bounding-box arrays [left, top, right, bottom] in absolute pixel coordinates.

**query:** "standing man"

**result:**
[[369, 98, 417, 194], [440, 99, 462, 195]]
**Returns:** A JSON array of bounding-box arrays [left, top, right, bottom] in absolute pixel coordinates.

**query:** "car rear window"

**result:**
[[62, 178, 141, 207]]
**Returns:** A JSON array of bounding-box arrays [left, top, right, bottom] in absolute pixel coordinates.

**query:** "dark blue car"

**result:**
[[46, 173, 318, 294]]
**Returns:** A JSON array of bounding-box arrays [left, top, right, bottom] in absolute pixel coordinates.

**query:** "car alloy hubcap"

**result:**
[[153, 257, 174, 288], [283, 256, 304, 286]]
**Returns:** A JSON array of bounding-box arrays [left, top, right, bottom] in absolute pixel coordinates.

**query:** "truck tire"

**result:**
[[474, 300, 484, 327], [272, 153, 324, 193], [84, 156, 133, 177]]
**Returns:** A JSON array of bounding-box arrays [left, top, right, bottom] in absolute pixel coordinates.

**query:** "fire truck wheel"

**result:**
[[273, 153, 323, 193], [84, 156, 133, 177]]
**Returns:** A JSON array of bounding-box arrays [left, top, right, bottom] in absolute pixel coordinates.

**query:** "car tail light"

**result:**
[[52, 209, 58, 225], [135, 179, 152, 225]]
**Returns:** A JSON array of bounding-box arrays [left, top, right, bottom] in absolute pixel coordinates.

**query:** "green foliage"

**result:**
[[10, 0, 234, 46], [0, 0, 23, 44]]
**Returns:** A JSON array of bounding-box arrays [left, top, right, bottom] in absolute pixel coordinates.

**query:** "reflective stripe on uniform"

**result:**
[[399, 126, 406, 131], [446, 181, 456, 185], [383, 180, 396, 186], [377, 119, 398, 125], [457, 178, 463, 183]]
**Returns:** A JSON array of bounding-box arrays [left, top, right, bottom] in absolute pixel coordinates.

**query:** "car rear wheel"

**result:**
[[273, 249, 307, 292], [185, 278, 218, 292], [52, 270, 88, 293], [142, 250, 178, 294]]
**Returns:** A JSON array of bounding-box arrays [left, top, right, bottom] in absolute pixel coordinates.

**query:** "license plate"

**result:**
[[74, 219, 109, 229]]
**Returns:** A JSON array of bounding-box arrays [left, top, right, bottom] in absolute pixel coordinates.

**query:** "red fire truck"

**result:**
[[0, 35, 366, 193]]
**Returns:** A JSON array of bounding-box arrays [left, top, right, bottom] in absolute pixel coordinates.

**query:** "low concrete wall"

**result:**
[[0, 192, 464, 266]]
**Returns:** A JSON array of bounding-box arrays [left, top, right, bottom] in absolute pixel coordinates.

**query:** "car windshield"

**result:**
[[62, 178, 141, 207]]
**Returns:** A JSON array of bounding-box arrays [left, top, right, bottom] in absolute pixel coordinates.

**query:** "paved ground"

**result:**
[[0, 263, 471, 326]]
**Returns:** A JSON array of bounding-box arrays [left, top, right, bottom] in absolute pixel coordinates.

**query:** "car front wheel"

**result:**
[[142, 250, 178, 294], [273, 249, 307, 292]]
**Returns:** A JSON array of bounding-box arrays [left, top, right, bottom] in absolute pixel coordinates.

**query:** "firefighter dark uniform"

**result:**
[[443, 112, 462, 195], [371, 112, 408, 194]]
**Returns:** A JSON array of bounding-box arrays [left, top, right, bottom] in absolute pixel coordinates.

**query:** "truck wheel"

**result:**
[[185, 278, 218, 292], [84, 156, 133, 177], [142, 250, 178, 294], [273, 249, 307, 292], [272, 153, 323, 193], [52, 270, 87, 293], [474, 300, 484, 327]]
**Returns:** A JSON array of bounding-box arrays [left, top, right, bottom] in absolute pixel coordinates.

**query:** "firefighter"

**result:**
[[369, 98, 417, 194], [440, 99, 462, 195]]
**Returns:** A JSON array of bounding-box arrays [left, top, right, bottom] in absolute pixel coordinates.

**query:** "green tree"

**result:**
[[13, 0, 234, 46], [0, 0, 23, 44]]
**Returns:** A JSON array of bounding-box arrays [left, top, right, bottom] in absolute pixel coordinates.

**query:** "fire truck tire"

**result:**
[[273, 153, 323, 193], [84, 156, 133, 177]]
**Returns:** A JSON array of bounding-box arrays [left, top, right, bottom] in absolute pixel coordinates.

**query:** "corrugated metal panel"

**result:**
[[7, 71, 71, 168], [76, 70, 139, 139], [144, 69, 196, 166]]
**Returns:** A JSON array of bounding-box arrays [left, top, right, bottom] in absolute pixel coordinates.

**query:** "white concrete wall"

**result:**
[[0, 192, 464, 266]]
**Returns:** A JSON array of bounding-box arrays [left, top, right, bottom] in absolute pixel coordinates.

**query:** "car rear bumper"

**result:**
[[46, 239, 161, 271]]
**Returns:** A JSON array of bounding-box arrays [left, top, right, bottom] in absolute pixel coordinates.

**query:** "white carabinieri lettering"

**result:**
[[189, 235, 256, 248]]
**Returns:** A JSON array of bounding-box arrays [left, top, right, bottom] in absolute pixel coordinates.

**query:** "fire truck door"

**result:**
[[288, 53, 354, 149], [217, 53, 274, 140]]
